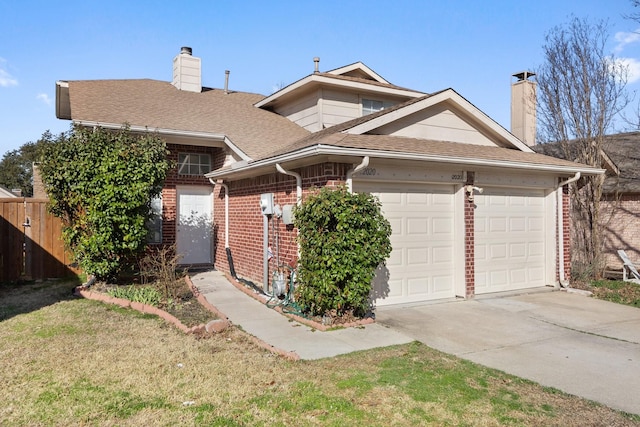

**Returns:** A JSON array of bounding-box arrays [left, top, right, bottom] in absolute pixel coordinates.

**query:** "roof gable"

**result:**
[[254, 63, 424, 110], [336, 89, 532, 152], [325, 62, 390, 84]]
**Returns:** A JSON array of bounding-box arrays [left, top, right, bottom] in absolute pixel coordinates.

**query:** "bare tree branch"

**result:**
[[536, 17, 630, 278]]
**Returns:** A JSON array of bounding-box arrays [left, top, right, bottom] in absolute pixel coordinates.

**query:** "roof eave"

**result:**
[[204, 144, 604, 181], [72, 120, 252, 162]]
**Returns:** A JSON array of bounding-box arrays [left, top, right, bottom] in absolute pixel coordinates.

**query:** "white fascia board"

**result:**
[[204, 144, 604, 180], [72, 120, 252, 162], [345, 89, 534, 153], [55, 81, 70, 120], [255, 74, 425, 108], [326, 62, 390, 84]]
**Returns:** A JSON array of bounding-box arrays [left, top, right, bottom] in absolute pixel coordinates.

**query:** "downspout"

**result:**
[[346, 156, 370, 193], [557, 172, 580, 288], [210, 178, 235, 277], [275, 163, 302, 259], [275, 163, 302, 205]]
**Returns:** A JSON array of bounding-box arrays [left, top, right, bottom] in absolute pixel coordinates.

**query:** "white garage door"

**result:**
[[475, 187, 547, 294], [356, 182, 456, 306]]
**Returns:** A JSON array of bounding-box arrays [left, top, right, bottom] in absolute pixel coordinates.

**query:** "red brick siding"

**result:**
[[213, 162, 351, 285], [600, 193, 640, 269], [465, 193, 475, 297], [562, 189, 571, 281]]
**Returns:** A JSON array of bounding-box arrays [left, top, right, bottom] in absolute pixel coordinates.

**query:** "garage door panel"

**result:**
[[433, 217, 454, 234], [510, 243, 526, 258], [407, 217, 429, 235], [475, 188, 547, 294], [356, 182, 456, 305], [433, 246, 454, 264], [489, 218, 507, 232], [407, 247, 429, 265]]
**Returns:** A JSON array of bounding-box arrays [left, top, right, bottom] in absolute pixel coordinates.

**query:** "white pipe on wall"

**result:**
[[346, 156, 370, 193], [275, 163, 302, 205], [209, 178, 229, 248], [557, 172, 580, 287]]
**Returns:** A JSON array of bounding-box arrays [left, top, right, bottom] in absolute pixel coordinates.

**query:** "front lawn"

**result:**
[[1, 280, 638, 426]]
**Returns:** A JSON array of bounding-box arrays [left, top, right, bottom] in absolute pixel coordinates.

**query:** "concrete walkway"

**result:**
[[376, 289, 640, 416], [190, 270, 413, 360]]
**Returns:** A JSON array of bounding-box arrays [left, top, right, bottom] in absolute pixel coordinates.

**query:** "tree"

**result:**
[[293, 185, 392, 318], [536, 17, 630, 277], [39, 125, 171, 279], [0, 131, 59, 197]]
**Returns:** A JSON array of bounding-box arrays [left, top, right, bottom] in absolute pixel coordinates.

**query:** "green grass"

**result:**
[[1, 280, 639, 426], [588, 279, 640, 307]]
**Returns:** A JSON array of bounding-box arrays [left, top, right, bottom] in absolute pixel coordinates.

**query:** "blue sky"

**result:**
[[1, 0, 640, 156]]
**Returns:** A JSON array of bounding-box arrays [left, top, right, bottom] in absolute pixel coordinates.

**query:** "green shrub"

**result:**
[[293, 185, 392, 317], [39, 125, 171, 280], [106, 286, 162, 307]]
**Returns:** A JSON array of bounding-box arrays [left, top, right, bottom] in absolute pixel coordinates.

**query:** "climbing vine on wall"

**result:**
[[39, 125, 171, 279]]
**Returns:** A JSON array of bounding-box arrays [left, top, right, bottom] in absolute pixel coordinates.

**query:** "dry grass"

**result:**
[[1, 280, 639, 426]]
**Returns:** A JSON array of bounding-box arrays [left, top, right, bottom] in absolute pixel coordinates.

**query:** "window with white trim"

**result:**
[[178, 153, 211, 175], [362, 98, 394, 116], [147, 196, 162, 244]]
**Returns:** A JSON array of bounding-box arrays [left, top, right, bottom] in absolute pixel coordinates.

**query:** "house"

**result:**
[[534, 133, 640, 272], [0, 185, 20, 197], [55, 47, 601, 306]]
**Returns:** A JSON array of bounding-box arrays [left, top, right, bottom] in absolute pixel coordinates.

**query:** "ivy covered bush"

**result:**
[[39, 125, 171, 280], [293, 185, 392, 318]]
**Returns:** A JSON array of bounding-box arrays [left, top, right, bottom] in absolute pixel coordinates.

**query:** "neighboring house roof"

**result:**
[[533, 132, 640, 193], [0, 185, 19, 197], [57, 79, 310, 160]]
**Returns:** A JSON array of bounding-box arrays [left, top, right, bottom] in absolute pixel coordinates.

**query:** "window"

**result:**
[[178, 153, 211, 175], [362, 98, 394, 116], [147, 196, 162, 244]]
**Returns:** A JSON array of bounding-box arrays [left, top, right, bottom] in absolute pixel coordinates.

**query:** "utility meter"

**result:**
[[260, 193, 274, 215]]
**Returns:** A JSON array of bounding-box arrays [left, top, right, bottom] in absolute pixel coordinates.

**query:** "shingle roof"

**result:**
[[279, 132, 601, 170], [314, 72, 423, 93], [66, 79, 310, 160], [533, 133, 640, 193]]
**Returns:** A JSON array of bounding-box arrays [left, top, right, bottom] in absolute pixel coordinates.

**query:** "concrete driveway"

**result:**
[[375, 289, 640, 415]]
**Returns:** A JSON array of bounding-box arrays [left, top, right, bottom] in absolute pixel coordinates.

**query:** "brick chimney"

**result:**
[[511, 71, 537, 146], [172, 47, 202, 93]]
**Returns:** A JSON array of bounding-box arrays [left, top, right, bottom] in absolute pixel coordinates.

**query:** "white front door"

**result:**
[[356, 182, 457, 306], [176, 186, 213, 265], [474, 187, 547, 294]]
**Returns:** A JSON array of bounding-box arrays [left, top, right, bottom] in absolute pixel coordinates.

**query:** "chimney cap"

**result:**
[[512, 71, 536, 81], [180, 46, 193, 56]]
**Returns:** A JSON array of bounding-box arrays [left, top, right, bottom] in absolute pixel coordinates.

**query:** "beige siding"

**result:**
[[275, 91, 320, 131], [373, 105, 497, 146], [320, 89, 361, 128]]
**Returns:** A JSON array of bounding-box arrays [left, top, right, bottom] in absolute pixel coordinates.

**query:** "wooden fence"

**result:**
[[0, 198, 78, 282]]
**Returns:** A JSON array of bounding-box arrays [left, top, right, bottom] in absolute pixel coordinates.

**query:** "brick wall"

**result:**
[[464, 193, 475, 297], [214, 162, 350, 285], [601, 193, 640, 269]]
